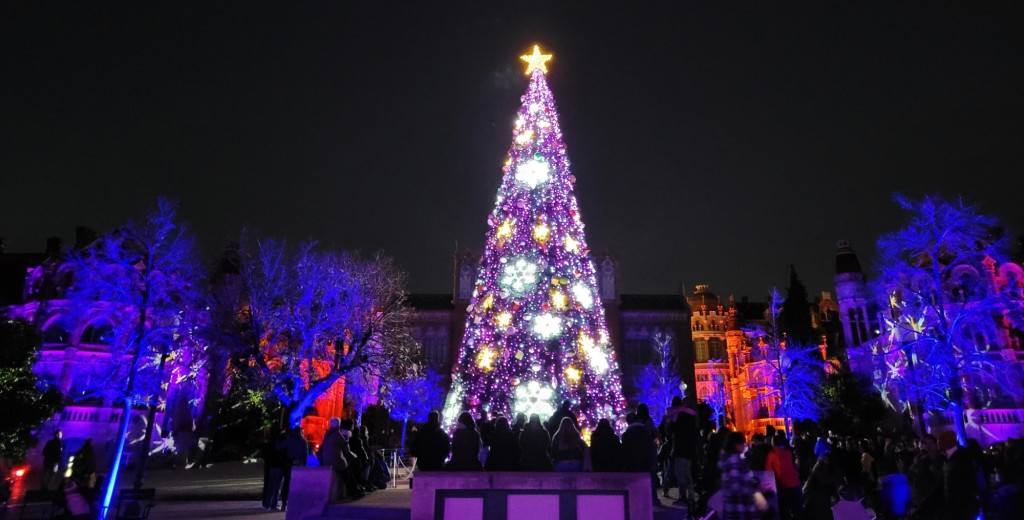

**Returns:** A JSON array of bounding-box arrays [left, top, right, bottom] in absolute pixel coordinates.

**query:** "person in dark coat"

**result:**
[[590, 418, 623, 472], [623, 411, 659, 503], [545, 401, 579, 436], [909, 434, 943, 518], [745, 433, 771, 471], [446, 412, 482, 471], [410, 411, 450, 471], [938, 430, 979, 520], [41, 430, 63, 490], [318, 418, 364, 500], [802, 447, 842, 520], [621, 412, 656, 472], [669, 399, 698, 507], [262, 428, 286, 509], [550, 417, 586, 472], [484, 417, 520, 471], [341, 419, 372, 492], [277, 427, 309, 511], [519, 414, 553, 471], [512, 413, 527, 439]]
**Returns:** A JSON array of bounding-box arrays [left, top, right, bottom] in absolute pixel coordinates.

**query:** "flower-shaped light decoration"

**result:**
[[572, 283, 594, 309], [514, 380, 556, 417], [532, 313, 563, 339], [578, 333, 610, 374], [515, 158, 550, 189], [500, 257, 539, 295]]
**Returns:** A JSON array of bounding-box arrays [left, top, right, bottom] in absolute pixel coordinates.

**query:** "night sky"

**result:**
[[3, 2, 1023, 298]]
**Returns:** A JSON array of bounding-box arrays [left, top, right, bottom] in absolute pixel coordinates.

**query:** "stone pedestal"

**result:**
[[411, 471, 653, 520], [285, 467, 334, 520]]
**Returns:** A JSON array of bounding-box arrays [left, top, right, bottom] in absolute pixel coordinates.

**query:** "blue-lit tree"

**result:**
[[343, 366, 379, 421], [703, 373, 728, 430], [383, 366, 445, 454], [67, 198, 207, 516], [872, 194, 1024, 443], [237, 239, 417, 428], [632, 333, 682, 422], [750, 290, 826, 438]]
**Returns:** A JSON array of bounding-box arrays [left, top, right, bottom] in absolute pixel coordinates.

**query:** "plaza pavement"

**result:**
[[5, 461, 689, 519]]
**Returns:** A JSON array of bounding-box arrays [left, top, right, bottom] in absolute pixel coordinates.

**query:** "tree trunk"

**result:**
[[133, 347, 170, 488], [99, 398, 134, 520], [99, 299, 148, 520], [400, 418, 409, 457], [950, 376, 968, 444]]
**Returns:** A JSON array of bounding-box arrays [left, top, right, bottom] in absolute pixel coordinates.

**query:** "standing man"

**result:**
[[41, 430, 63, 490], [277, 427, 309, 512], [938, 430, 979, 520], [670, 399, 698, 512], [908, 434, 943, 518]]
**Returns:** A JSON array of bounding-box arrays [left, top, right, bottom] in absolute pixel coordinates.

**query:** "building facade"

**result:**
[[834, 241, 1024, 445]]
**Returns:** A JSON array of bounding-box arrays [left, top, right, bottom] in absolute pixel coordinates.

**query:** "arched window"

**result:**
[[708, 338, 726, 360], [694, 339, 709, 363], [80, 322, 115, 346], [41, 318, 71, 344]]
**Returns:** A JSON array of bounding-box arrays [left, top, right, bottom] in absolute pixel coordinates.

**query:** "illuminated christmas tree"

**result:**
[[443, 46, 625, 431]]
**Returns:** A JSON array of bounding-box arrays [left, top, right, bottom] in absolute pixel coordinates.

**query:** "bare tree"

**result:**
[[703, 373, 728, 430], [382, 366, 445, 454], [748, 289, 826, 438], [238, 239, 417, 427], [872, 194, 1024, 442], [632, 333, 682, 422], [67, 198, 206, 514]]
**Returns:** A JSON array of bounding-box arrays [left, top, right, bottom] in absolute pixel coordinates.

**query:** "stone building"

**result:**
[[1, 229, 212, 469], [834, 241, 1024, 445]]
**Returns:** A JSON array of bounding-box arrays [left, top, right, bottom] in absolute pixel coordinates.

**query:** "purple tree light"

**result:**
[[383, 367, 445, 455], [443, 46, 625, 432]]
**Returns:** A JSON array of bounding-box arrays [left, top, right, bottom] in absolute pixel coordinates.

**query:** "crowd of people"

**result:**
[[398, 398, 1024, 520], [268, 417, 392, 508]]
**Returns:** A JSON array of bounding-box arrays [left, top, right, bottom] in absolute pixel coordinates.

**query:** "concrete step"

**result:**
[[319, 502, 411, 520]]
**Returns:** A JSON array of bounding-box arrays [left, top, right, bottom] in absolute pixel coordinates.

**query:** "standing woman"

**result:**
[[550, 417, 586, 472], [484, 417, 520, 471], [718, 432, 763, 520], [446, 412, 482, 471], [519, 414, 553, 471], [589, 418, 623, 472]]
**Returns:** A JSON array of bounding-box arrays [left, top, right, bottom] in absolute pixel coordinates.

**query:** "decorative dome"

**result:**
[[687, 284, 721, 309], [835, 240, 863, 275]]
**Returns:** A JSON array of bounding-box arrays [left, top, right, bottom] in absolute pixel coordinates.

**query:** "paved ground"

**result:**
[[139, 460, 266, 501], [7, 462, 691, 519], [147, 501, 286, 520]]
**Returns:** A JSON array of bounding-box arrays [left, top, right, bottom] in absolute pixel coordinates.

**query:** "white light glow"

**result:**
[[532, 313, 563, 339], [515, 158, 550, 188], [500, 257, 539, 294], [514, 380, 556, 418], [572, 283, 594, 309]]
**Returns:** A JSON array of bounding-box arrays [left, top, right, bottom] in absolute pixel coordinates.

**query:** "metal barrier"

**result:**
[[380, 449, 416, 488]]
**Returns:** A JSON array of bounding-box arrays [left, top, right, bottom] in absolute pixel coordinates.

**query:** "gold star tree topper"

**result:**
[[520, 45, 553, 75]]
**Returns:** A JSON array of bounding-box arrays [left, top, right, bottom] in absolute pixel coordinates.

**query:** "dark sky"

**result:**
[[3, 2, 1023, 298]]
